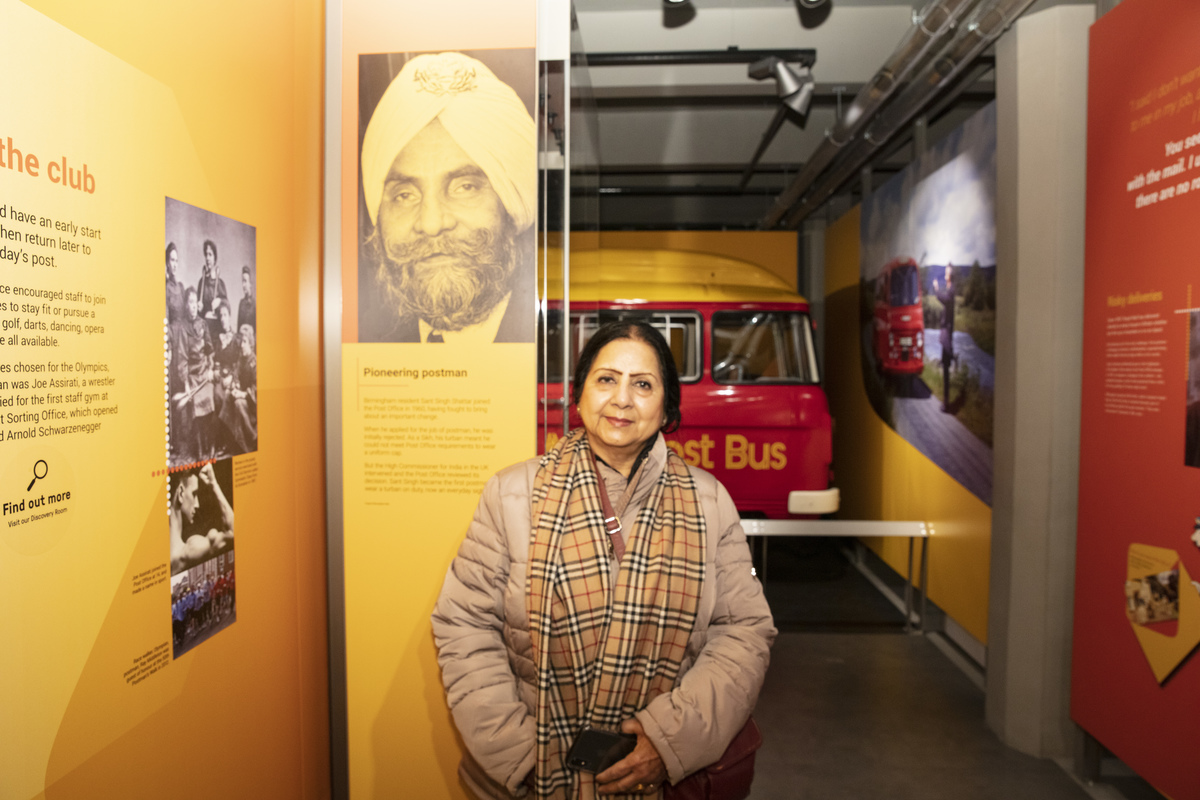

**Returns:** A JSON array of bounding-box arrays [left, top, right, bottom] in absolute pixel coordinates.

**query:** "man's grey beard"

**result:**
[[374, 220, 517, 333]]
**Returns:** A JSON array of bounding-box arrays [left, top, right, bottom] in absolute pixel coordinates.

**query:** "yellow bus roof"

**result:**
[[539, 248, 808, 305]]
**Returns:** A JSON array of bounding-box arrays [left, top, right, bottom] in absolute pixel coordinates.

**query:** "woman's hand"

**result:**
[[595, 718, 668, 795]]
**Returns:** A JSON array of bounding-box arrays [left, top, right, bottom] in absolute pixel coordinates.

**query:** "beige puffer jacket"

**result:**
[[431, 435, 776, 797]]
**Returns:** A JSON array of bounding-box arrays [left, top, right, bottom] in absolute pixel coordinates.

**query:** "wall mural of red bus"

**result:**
[[871, 257, 925, 381], [858, 101, 997, 506], [538, 249, 838, 519]]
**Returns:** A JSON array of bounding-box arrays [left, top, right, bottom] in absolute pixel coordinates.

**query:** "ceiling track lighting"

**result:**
[[740, 55, 818, 191], [748, 56, 816, 119]]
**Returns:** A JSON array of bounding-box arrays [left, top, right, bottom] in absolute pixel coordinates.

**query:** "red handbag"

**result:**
[[664, 717, 762, 800]]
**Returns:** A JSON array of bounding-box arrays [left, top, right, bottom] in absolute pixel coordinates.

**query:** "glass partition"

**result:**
[[537, 5, 599, 441]]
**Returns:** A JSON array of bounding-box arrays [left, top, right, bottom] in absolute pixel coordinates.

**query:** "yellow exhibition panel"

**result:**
[[2, 2, 327, 798]]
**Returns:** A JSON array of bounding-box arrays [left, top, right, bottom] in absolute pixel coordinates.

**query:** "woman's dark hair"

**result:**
[[203, 239, 218, 261], [572, 320, 682, 434], [166, 242, 177, 267]]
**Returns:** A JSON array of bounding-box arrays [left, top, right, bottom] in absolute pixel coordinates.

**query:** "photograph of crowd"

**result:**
[[169, 460, 234, 577], [166, 197, 258, 468], [171, 554, 236, 659]]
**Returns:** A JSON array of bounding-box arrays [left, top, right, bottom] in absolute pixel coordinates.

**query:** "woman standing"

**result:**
[[433, 321, 775, 799]]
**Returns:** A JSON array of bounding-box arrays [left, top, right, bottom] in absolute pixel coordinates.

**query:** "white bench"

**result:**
[[739, 519, 930, 632]]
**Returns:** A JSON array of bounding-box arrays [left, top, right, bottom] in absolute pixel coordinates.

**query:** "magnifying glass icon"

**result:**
[[28, 459, 48, 491]]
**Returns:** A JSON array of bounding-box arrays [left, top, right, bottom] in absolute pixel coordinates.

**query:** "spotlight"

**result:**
[[662, 0, 696, 27], [749, 56, 815, 119]]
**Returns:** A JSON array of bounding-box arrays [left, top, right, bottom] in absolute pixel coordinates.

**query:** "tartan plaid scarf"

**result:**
[[527, 429, 706, 800]]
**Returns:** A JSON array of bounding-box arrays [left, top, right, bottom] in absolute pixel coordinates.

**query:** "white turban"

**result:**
[[361, 52, 536, 231]]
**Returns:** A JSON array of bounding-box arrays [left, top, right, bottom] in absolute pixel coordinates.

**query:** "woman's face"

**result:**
[[577, 338, 665, 467]]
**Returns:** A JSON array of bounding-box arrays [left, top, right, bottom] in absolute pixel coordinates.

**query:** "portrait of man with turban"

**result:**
[[358, 49, 536, 344]]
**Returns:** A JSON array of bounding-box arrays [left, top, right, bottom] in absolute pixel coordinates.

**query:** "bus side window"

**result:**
[[595, 310, 702, 382]]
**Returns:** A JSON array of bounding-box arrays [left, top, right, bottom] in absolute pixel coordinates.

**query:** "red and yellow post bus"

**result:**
[[871, 257, 925, 376], [538, 249, 838, 519]]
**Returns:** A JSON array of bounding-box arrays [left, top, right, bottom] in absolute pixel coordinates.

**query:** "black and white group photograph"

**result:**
[[165, 197, 258, 468]]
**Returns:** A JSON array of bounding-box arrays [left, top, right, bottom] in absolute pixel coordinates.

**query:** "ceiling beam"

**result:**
[[593, 186, 787, 197], [580, 49, 817, 68], [586, 163, 798, 176], [587, 80, 994, 109]]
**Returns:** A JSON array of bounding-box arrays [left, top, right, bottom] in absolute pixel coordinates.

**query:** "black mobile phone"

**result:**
[[565, 727, 637, 773]]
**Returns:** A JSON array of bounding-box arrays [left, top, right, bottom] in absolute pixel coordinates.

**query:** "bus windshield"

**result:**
[[889, 263, 920, 307], [711, 311, 819, 384]]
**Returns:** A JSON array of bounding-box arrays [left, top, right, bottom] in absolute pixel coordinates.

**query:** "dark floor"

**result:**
[[747, 538, 1167, 800], [757, 537, 908, 632]]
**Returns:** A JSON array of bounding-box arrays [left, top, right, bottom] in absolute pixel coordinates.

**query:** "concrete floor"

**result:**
[[751, 632, 1094, 799], [746, 539, 1167, 800]]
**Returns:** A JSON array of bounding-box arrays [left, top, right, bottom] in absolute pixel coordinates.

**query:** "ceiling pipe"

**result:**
[[829, 0, 978, 143], [775, 0, 1037, 227], [868, 0, 1027, 146], [759, 0, 982, 228]]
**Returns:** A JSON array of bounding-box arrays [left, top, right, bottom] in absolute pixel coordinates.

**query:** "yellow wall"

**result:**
[[824, 207, 992, 642], [17, 1, 329, 797]]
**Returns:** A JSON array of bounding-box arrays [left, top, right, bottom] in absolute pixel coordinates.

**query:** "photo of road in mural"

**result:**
[[165, 198, 258, 467], [859, 102, 996, 505], [355, 48, 536, 344]]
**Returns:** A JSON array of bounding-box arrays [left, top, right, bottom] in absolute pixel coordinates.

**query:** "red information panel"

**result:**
[[1074, 0, 1200, 796]]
